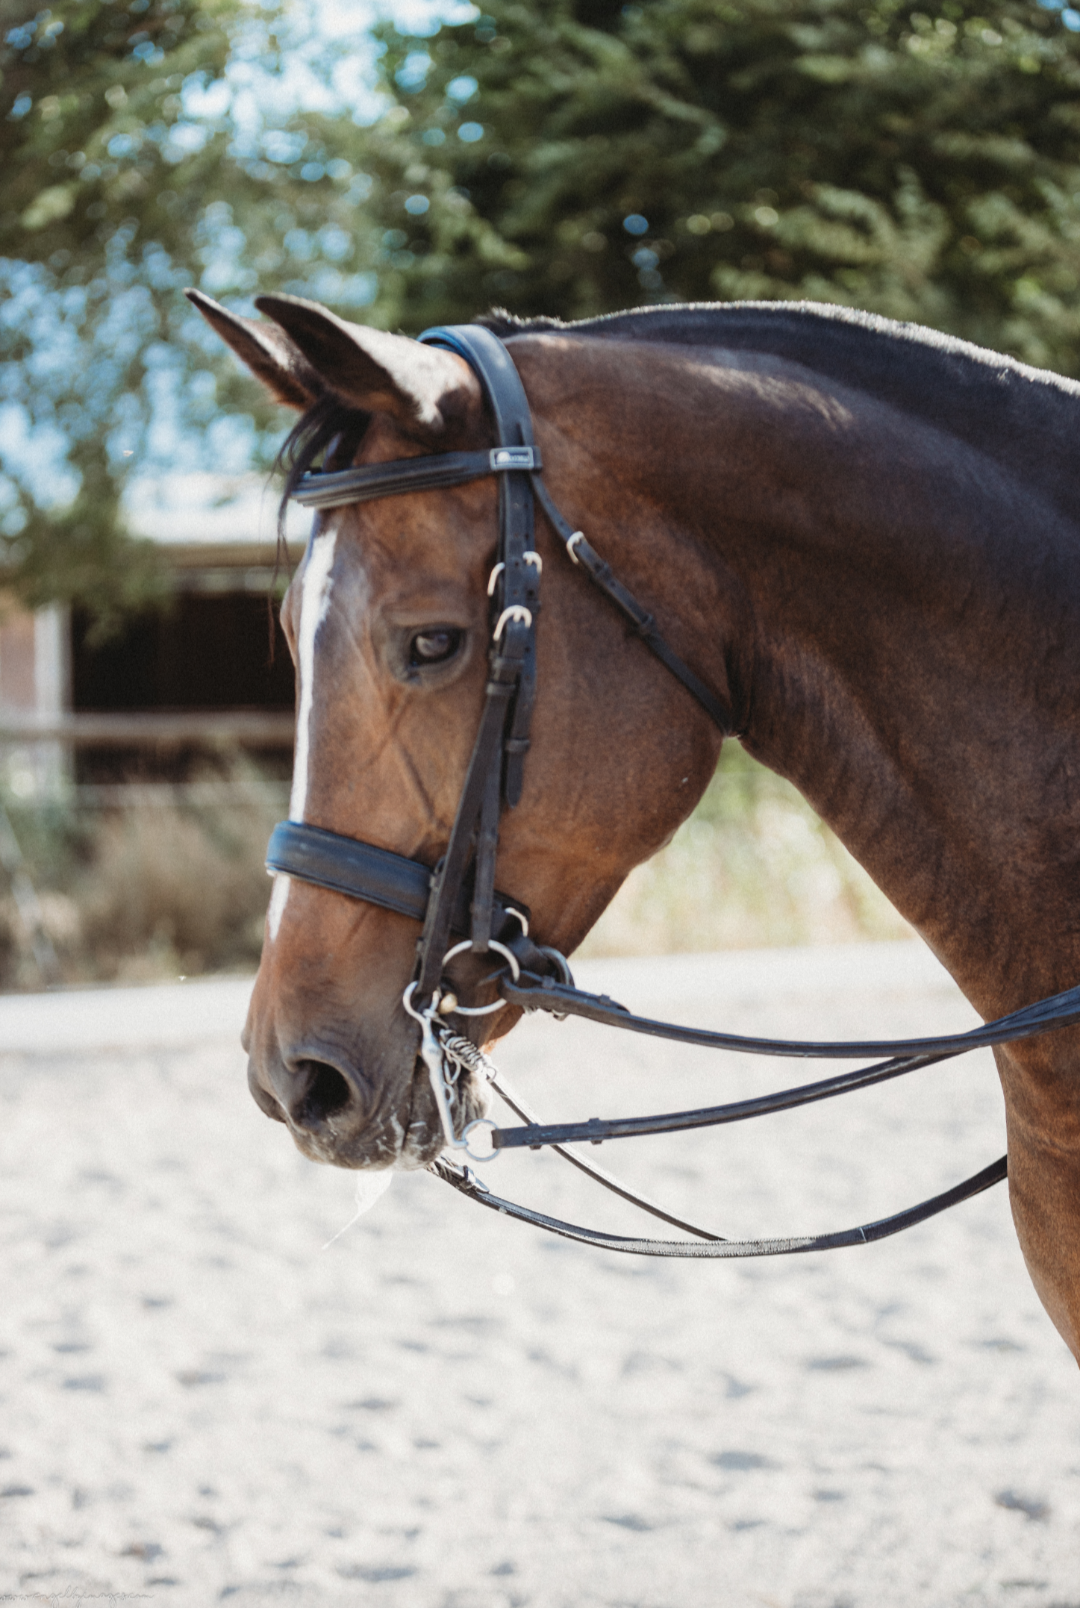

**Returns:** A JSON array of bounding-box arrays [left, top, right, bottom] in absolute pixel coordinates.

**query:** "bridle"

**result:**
[[267, 323, 1080, 1259]]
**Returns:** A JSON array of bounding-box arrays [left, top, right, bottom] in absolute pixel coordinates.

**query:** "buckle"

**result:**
[[489, 446, 539, 471]]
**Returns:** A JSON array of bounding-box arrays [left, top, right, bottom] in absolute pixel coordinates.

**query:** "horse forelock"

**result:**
[[277, 393, 372, 545]]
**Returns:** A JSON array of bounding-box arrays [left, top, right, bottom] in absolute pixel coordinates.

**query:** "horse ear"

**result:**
[[184, 288, 322, 410], [253, 292, 478, 439]]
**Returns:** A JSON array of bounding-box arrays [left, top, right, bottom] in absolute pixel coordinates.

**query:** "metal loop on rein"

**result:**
[[438, 938, 521, 1015], [402, 982, 502, 1163], [265, 321, 1069, 1259]]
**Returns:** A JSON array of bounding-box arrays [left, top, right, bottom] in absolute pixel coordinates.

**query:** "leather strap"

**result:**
[[265, 820, 527, 939], [292, 446, 540, 509], [492, 1048, 949, 1152], [412, 668, 516, 999], [530, 476, 735, 735], [490, 971, 1080, 1152], [490, 1071, 725, 1240], [423, 326, 543, 809], [406, 325, 543, 999], [500, 971, 1080, 1059], [430, 1153, 1008, 1259]]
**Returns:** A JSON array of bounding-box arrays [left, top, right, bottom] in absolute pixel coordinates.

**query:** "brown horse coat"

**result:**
[[190, 290, 1080, 1364]]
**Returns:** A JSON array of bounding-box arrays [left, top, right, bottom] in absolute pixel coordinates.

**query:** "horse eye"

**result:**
[[409, 628, 463, 667]]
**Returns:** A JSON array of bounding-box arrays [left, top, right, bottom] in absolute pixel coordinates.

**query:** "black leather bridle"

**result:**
[[270, 324, 733, 1005], [266, 323, 1080, 1259]]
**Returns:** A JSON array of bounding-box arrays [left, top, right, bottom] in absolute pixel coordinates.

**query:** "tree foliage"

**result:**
[[6, 0, 1080, 619], [1, 0, 239, 260], [0, 0, 301, 624], [2, 0, 234, 621], [364, 0, 1080, 366]]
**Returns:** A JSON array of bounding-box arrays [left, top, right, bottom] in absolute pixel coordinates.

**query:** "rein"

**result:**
[[269, 322, 1080, 1258]]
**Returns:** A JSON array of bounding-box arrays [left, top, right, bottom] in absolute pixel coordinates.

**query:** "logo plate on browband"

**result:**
[[490, 446, 538, 470]]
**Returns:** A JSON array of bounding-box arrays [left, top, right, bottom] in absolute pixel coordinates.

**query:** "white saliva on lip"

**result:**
[[322, 1170, 394, 1250]]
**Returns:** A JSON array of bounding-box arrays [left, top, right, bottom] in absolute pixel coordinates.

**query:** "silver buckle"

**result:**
[[489, 446, 538, 471]]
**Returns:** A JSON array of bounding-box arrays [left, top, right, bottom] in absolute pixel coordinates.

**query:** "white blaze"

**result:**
[[267, 872, 290, 942], [268, 527, 338, 942]]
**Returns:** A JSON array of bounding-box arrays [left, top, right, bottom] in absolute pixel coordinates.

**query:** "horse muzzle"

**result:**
[[245, 1029, 490, 1170]]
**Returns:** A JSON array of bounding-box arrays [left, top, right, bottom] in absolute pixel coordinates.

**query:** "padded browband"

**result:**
[[292, 446, 541, 510], [266, 820, 526, 937]]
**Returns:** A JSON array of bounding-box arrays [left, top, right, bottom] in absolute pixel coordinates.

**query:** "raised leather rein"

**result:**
[[268, 322, 1080, 1259]]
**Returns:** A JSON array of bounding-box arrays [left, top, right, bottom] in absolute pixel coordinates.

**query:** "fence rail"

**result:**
[[0, 711, 295, 747], [72, 780, 291, 808]]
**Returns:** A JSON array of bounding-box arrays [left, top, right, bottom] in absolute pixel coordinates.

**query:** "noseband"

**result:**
[[268, 324, 1080, 1259]]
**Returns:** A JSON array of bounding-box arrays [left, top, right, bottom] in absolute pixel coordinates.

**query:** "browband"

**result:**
[[292, 446, 541, 510]]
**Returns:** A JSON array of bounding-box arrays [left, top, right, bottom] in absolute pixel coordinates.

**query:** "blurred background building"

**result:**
[[0, 477, 303, 793]]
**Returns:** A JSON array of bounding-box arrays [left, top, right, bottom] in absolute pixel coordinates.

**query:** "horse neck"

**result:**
[[533, 334, 1080, 1017]]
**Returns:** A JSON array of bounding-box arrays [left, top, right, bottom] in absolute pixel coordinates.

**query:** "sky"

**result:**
[[0, 0, 480, 518], [194, 0, 478, 137]]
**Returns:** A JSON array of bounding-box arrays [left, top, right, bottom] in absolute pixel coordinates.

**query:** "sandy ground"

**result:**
[[1, 942, 1078, 1608]]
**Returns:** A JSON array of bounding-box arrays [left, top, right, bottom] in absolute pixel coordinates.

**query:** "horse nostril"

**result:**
[[290, 1059, 354, 1130]]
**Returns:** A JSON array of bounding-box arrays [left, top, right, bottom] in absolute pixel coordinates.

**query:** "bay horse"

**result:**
[[189, 288, 1080, 1363]]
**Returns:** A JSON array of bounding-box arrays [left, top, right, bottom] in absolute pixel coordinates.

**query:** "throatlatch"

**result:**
[[263, 322, 1080, 1259]]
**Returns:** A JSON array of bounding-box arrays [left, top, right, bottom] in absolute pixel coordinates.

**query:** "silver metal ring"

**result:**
[[493, 605, 532, 640], [523, 551, 542, 572], [503, 906, 529, 936], [566, 532, 584, 564], [437, 937, 521, 1016], [486, 561, 505, 597], [536, 944, 574, 987], [486, 939, 521, 981], [442, 937, 520, 981], [460, 1118, 499, 1164], [402, 981, 425, 1021]]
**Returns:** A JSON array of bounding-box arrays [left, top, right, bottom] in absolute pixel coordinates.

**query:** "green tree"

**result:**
[[0, 0, 239, 622], [360, 0, 1080, 368], [8, 0, 1080, 622], [0, 0, 500, 623], [0, 0, 376, 626]]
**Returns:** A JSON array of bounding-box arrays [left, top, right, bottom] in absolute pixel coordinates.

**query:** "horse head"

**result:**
[[188, 291, 728, 1171]]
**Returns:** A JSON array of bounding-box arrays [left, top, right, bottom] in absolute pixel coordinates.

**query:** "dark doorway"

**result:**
[[71, 593, 295, 782], [72, 595, 294, 712]]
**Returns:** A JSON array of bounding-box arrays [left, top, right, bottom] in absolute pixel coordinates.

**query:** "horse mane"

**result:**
[[478, 298, 1080, 401], [279, 394, 371, 499], [480, 299, 1080, 522]]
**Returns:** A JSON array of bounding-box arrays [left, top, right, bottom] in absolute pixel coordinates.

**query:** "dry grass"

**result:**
[[579, 742, 911, 956], [0, 763, 284, 990], [0, 744, 909, 990], [75, 797, 280, 983]]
